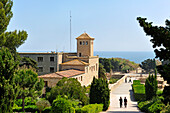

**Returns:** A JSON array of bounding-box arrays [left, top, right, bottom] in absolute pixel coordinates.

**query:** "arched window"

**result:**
[[86, 41, 88, 45], [83, 41, 85, 45], [80, 41, 82, 45]]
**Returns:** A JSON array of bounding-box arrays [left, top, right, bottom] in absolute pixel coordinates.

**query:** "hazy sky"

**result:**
[[7, 0, 170, 52]]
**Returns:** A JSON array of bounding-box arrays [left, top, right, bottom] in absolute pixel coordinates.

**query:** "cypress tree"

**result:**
[[145, 70, 158, 100], [90, 77, 110, 111]]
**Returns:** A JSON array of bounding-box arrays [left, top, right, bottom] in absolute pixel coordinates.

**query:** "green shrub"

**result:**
[[148, 100, 165, 113], [133, 84, 145, 101], [133, 80, 141, 85], [51, 97, 74, 113], [24, 105, 38, 112], [13, 105, 38, 112], [75, 104, 103, 113], [109, 78, 118, 84], [42, 106, 51, 113]]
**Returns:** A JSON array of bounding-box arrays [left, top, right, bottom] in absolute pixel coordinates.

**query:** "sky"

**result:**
[[7, 0, 170, 52]]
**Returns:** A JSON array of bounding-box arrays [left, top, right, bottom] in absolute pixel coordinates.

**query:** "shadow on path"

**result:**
[[129, 89, 135, 102]]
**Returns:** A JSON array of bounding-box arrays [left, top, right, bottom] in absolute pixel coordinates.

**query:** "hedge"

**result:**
[[133, 80, 141, 85], [75, 104, 103, 113], [13, 105, 51, 113], [132, 80, 146, 101]]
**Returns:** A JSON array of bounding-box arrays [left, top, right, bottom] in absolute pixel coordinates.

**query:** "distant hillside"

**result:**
[[99, 58, 139, 73]]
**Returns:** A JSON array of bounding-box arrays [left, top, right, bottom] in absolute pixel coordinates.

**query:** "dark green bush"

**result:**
[[13, 105, 38, 112], [109, 78, 118, 84], [15, 97, 37, 107], [75, 104, 103, 113], [51, 97, 75, 113]]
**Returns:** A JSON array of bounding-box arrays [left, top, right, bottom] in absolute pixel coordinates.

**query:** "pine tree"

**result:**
[[0, 47, 19, 113], [15, 69, 44, 112], [90, 77, 110, 111]]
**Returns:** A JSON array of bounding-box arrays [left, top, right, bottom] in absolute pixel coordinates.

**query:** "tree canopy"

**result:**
[[0, 0, 27, 52], [98, 63, 107, 79], [137, 17, 170, 104], [0, 47, 19, 113], [15, 69, 44, 112], [90, 77, 110, 111], [47, 78, 88, 105], [140, 59, 156, 73]]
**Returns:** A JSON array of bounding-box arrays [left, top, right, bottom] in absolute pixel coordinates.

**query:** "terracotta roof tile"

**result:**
[[76, 33, 94, 40], [56, 69, 85, 78], [38, 73, 63, 78], [61, 59, 89, 66]]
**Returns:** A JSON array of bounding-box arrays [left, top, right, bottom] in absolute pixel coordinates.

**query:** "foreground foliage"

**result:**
[[0, 47, 19, 113], [15, 69, 44, 112], [47, 78, 88, 105], [90, 77, 110, 111], [137, 17, 170, 104]]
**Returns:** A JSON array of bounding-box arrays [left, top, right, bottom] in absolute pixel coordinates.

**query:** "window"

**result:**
[[50, 67, 54, 73], [44, 81, 48, 87], [79, 53, 81, 57], [50, 57, 54, 62], [83, 41, 85, 45], [81, 76, 83, 81], [37, 57, 43, 62], [86, 41, 88, 45], [80, 41, 82, 45], [38, 67, 43, 72], [96, 64, 98, 71]]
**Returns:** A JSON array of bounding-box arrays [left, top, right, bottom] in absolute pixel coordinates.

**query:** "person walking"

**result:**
[[119, 97, 123, 108], [124, 97, 127, 108]]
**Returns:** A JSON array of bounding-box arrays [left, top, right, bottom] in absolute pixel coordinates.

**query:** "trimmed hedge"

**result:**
[[133, 80, 141, 85], [132, 80, 145, 101], [75, 104, 103, 113]]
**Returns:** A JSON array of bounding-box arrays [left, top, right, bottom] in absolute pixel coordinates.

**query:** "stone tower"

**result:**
[[76, 33, 94, 57]]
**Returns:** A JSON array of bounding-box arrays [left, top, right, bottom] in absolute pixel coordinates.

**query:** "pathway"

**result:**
[[101, 77, 144, 113]]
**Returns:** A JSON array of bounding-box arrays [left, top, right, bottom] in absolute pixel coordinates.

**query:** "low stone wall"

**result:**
[[109, 74, 127, 90]]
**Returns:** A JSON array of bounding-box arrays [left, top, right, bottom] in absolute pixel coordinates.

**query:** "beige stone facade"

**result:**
[[20, 33, 99, 87]]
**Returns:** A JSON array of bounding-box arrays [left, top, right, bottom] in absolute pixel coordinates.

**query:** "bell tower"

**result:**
[[76, 33, 94, 57]]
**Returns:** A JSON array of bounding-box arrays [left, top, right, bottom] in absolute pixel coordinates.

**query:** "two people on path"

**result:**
[[125, 77, 132, 83], [119, 97, 127, 108]]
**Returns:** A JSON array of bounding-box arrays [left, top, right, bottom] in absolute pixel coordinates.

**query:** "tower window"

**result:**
[[50, 57, 54, 62], [86, 41, 88, 45], [79, 53, 81, 57], [80, 41, 82, 45], [83, 41, 85, 45]]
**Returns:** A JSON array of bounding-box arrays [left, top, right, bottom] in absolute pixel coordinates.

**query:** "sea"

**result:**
[[94, 51, 156, 64]]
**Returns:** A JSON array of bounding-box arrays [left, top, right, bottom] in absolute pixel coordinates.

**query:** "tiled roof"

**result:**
[[61, 59, 89, 66], [38, 69, 85, 78], [56, 69, 85, 78], [38, 73, 63, 78], [76, 32, 94, 40]]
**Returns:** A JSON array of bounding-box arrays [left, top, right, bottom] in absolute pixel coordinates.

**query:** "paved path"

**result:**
[[101, 77, 143, 113]]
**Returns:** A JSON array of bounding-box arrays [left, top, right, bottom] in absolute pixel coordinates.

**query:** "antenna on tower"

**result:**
[[70, 11, 72, 52]]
